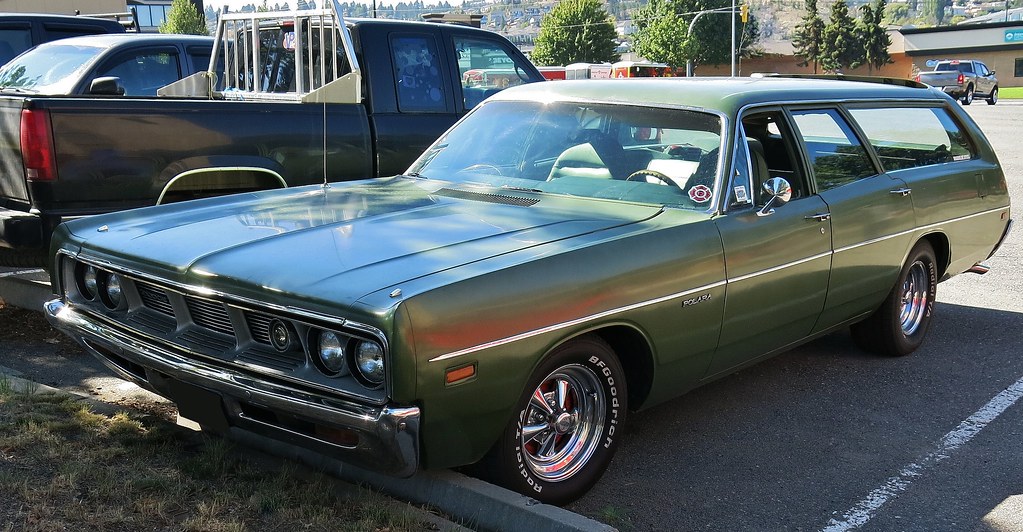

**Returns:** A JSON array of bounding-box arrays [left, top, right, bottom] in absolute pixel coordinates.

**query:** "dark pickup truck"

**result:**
[[0, 4, 543, 266], [0, 13, 129, 66]]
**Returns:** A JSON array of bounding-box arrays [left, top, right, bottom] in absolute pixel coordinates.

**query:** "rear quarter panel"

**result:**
[[0, 97, 27, 205]]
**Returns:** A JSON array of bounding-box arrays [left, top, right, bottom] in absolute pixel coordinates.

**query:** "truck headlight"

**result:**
[[316, 330, 347, 376], [353, 340, 385, 388]]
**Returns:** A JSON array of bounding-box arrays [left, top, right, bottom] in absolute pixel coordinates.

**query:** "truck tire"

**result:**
[[987, 87, 998, 105], [961, 85, 974, 105], [0, 248, 47, 268]]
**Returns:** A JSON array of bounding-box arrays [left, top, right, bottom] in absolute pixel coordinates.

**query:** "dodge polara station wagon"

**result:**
[[45, 77, 1012, 504]]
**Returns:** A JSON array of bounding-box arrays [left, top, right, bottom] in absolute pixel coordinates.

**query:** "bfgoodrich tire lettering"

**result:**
[[851, 240, 937, 356], [485, 335, 627, 505]]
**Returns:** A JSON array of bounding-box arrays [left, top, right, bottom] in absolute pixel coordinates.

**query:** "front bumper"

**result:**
[[45, 298, 421, 477]]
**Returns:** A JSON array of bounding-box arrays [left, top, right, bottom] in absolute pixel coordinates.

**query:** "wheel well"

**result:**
[[158, 168, 286, 204], [590, 326, 654, 410], [921, 232, 950, 279]]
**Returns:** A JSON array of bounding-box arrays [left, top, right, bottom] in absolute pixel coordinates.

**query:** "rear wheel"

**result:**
[[851, 241, 937, 356], [961, 85, 974, 105], [483, 335, 627, 505], [987, 87, 998, 105]]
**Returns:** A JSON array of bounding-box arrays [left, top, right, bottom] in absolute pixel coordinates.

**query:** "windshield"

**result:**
[[0, 43, 104, 94], [408, 100, 724, 210]]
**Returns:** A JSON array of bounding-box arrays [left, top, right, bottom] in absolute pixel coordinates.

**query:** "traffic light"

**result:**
[[740, 3, 749, 23]]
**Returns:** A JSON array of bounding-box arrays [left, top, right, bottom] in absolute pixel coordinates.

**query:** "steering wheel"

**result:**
[[626, 169, 674, 186], [458, 164, 504, 175]]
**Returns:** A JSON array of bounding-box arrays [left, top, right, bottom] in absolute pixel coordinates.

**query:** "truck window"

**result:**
[[848, 107, 976, 171], [789, 109, 876, 192], [391, 34, 446, 112], [453, 36, 531, 110], [97, 50, 182, 96], [0, 27, 32, 64]]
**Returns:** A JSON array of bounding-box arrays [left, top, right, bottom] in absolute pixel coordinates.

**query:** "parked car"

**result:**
[[0, 6, 542, 267], [0, 13, 128, 66], [915, 59, 998, 105], [44, 77, 1012, 504], [0, 33, 213, 96]]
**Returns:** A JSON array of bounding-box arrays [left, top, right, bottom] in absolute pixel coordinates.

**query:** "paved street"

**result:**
[[2, 100, 1021, 532], [567, 102, 1023, 530]]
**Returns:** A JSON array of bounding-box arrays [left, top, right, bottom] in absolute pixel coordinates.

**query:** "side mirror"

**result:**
[[89, 76, 125, 96], [757, 177, 792, 217], [989, 70, 996, 76]]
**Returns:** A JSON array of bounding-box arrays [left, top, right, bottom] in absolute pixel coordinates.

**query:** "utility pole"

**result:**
[[731, 0, 736, 76]]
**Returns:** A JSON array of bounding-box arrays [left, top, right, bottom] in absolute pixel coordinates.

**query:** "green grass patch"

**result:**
[[0, 382, 449, 531], [998, 86, 1023, 99]]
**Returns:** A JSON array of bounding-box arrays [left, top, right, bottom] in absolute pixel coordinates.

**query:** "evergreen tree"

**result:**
[[530, 0, 619, 66], [858, 0, 892, 74], [160, 0, 209, 35], [820, 0, 861, 73], [791, 0, 825, 74], [633, 0, 759, 71]]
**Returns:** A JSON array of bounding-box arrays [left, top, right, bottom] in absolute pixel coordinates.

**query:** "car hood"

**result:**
[[65, 178, 665, 308]]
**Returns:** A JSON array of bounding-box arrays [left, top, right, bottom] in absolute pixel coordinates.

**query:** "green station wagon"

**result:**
[[45, 77, 1012, 504]]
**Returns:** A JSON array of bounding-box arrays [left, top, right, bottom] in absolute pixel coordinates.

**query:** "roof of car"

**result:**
[[33, 33, 214, 48], [0, 13, 124, 27], [490, 77, 949, 115]]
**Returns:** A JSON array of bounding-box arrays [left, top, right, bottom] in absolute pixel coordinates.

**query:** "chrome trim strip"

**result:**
[[728, 251, 833, 283], [428, 280, 728, 363], [834, 206, 1007, 255]]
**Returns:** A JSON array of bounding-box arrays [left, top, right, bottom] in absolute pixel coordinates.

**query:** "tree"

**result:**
[[530, 0, 619, 66], [924, 0, 950, 25], [160, 0, 208, 35], [632, 0, 759, 72], [858, 0, 893, 74], [820, 0, 861, 73], [791, 0, 825, 74]]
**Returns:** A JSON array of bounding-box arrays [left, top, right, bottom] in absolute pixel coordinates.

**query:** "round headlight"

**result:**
[[99, 272, 123, 310], [81, 265, 99, 300], [316, 331, 347, 375], [354, 340, 385, 387]]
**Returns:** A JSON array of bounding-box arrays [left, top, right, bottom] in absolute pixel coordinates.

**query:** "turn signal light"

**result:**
[[445, 364, 476, 385]]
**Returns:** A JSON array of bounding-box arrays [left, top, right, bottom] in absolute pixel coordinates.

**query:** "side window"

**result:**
[[741, 110, 806, 204], [391, 34, 446, 112], [186, 46, 213, 74], [0, 27, 32, 65], [848, 107, 976, 171], [97, 50, 181, 96], [453, 36, 531, 110], [790, 109, 876, 192]]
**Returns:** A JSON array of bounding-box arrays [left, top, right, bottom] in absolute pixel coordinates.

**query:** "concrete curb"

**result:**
[[0, 267, 50, 311]]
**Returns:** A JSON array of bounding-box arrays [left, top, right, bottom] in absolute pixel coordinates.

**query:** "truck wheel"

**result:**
[[961, 85, 974, 105], [484, 335, 627, 505], [0, 248, 46, 268], [851, 241, 937, 357], [987, 87, 998, 105]]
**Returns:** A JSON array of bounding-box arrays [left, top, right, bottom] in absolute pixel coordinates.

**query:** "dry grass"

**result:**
[[0, 377, 447, 531]]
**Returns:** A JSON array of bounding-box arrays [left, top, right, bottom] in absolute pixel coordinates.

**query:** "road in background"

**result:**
[[567, 102, 1023, 530]]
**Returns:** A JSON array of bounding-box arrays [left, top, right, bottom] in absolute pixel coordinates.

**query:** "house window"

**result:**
[[1015, 58, 1023, 77]]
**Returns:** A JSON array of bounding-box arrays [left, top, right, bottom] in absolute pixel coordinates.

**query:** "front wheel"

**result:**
[[851, 241, 937, 356], [484, 335, 627, 505]]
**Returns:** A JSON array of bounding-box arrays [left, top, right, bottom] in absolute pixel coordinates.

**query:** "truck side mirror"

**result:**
[[89, 76, 125, 96], [988, 70, 996, 76]]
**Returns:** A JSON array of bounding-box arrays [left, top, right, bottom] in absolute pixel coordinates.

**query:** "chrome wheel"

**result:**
[[899, 260, 930, 336], [520, 364, 605, 482]]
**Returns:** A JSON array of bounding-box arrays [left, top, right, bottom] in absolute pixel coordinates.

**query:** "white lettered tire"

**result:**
[[485, 335, 627, 505]]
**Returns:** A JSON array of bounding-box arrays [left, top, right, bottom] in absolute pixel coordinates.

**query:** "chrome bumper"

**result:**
[[45, 298, 420, 477]]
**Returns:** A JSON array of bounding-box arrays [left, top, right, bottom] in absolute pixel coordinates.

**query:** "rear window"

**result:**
[[848, 107, 976, 172], [0, 42, 104, 94]]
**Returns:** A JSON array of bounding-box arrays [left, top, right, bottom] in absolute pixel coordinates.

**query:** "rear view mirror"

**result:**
[[757, 177, 792, 217], [89, 76, 125, 96]]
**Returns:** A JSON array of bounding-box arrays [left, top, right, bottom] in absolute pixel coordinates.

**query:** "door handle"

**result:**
[[804, 213, 831, 222], [890, 188, 912, 197]]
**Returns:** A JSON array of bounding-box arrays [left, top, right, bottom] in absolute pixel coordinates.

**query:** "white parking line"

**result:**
[[0, 268, 45, 278], [822, 374, 1023, 532]]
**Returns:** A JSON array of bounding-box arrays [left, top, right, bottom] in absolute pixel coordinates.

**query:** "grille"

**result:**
[[437, 188, 540, 207], [185, 296, 235, 336], [179, 329, 235, 353], [137, 283, 174, 316], [245, 311, 274, 345], [127, 311, 176, 334], [238, 347, 304, 372]]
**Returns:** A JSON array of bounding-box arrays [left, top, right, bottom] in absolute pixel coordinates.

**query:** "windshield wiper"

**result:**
[[0, 86, 37, 94], [501, 184, 543, 194], [405, 172, 427, 179]]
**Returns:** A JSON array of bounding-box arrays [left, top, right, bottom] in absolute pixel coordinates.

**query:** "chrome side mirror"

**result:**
[[757, 177, 792, 217]]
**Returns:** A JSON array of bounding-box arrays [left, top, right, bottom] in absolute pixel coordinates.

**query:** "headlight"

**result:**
[[80, 264, 99, 300], [99, 272, 124, 310], [316, 330, 347, 375], [353, 340, 385, 388]]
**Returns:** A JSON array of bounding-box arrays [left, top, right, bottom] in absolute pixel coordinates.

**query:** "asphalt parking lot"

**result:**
[[2, 101, 1021, 532]]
